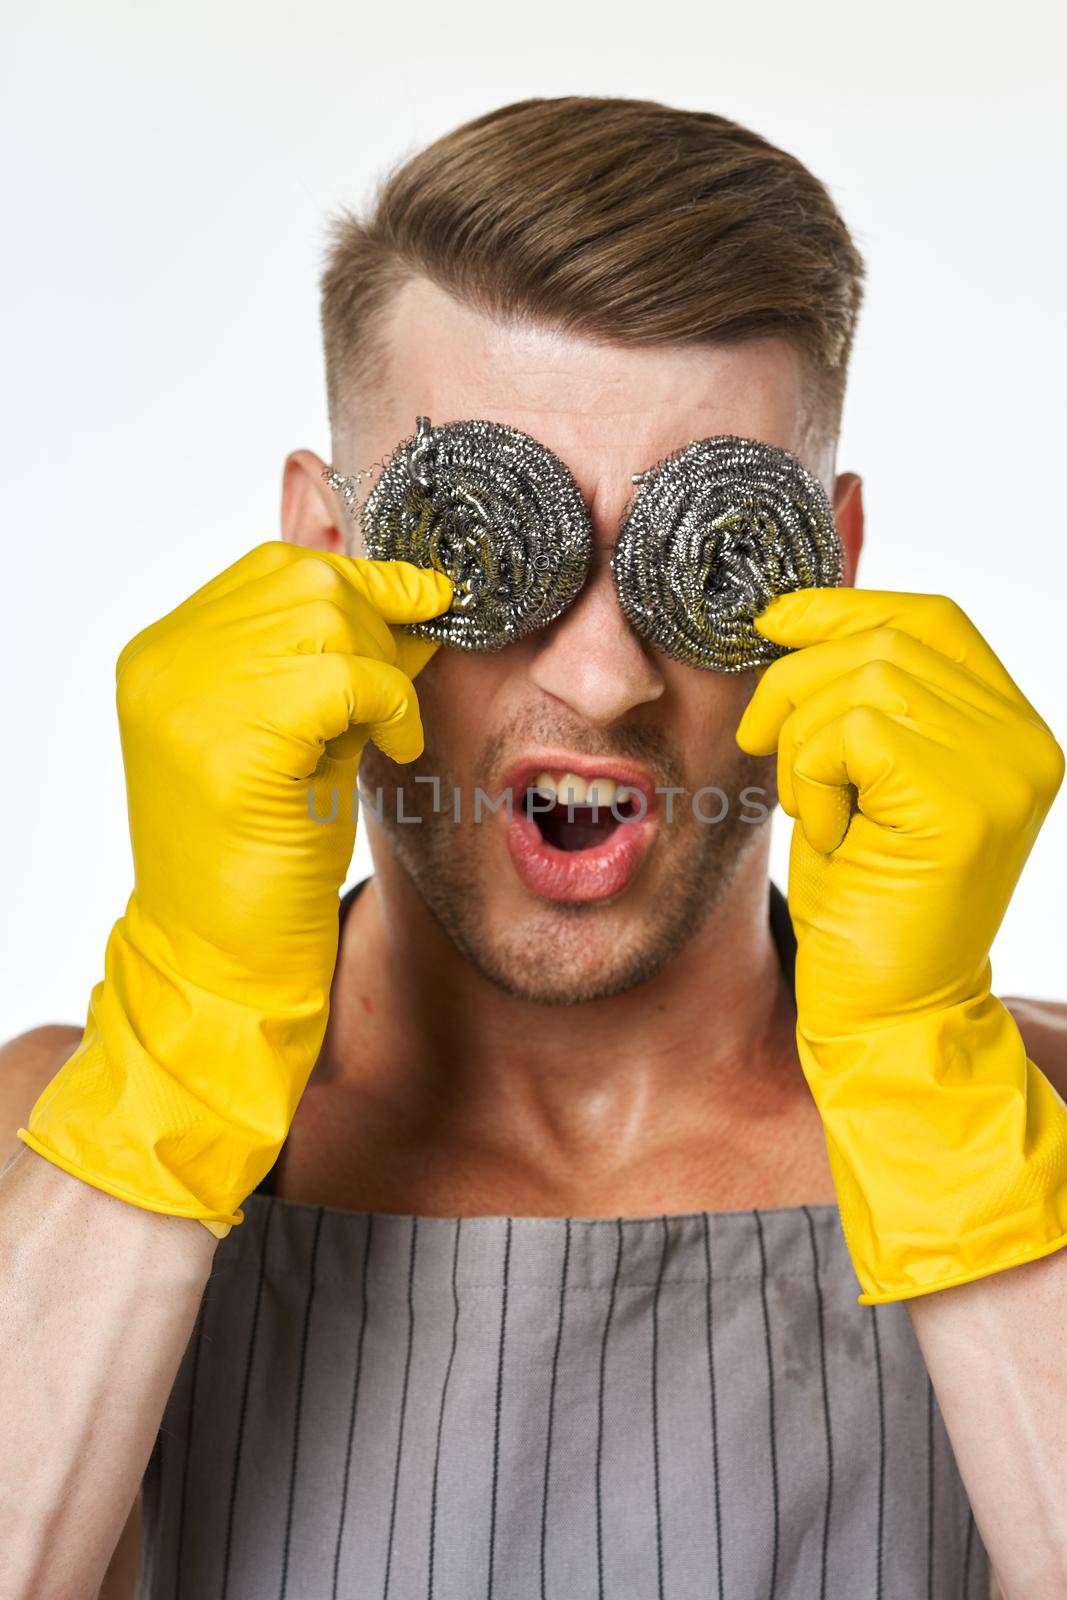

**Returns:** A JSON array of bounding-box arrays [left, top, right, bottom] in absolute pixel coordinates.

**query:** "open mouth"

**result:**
[[525, 774, 642, 852], [502, 764, 657, 903]]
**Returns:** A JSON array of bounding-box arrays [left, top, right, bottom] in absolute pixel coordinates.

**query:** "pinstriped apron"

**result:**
[[136, 883, 989, 1599]]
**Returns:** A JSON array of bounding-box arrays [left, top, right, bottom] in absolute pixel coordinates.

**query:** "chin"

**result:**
[[435, 825, 757, 1007], [460, 905, 672, 1007]]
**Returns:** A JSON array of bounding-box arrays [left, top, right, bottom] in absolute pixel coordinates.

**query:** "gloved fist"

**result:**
[[19, 542, 452, 1231], [737, 588, 1067, 1303]]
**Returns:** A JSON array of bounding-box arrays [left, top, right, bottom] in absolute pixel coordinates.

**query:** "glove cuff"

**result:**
[[799, 993, 1067, 1303], [19, 906, 329, 1225]]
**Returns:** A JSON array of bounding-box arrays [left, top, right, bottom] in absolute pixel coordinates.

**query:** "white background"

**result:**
[[3, 0, 1064, 1035]]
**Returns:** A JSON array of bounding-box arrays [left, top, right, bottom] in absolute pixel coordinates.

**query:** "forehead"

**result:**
[[349, 276, 821, 491]]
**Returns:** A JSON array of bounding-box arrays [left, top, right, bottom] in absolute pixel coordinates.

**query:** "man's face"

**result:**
[[335, 278, 848, 1005]]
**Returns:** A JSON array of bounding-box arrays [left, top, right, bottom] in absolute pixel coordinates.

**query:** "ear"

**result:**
[[281, 449, 348, 552], [832, 471, 864, 586]]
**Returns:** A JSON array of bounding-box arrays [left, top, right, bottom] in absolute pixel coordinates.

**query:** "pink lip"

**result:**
[[496, 750, 659, 904]]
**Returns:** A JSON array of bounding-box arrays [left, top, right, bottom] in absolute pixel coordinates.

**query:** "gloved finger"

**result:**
[[201, 553, 451, 665], [218, 575, 401, 665], [390, 630, 441, 683], [177, 541, 305, 617], [149, 551, 451, 682], [330, 554, 454, 627], [116, 542, 297, 678], [361, 659, 427, 764], [737, 620, 1020, 756], [220, 544, 451, 630], [774, 656, 981, 819], [790, 769, 855, 857], [117, 543, 397, 681], [752, 588, 1038, 720], [180, 543, 453, 631], [222, 596, 389, 664], [789, 704, 946, 852], [260, 651, 426, 778]]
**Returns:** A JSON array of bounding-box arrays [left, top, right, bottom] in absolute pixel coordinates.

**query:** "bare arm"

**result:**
[[907, 1000, 1067, 1600], [0, 1029, 216, 1600], [0, 545, 425, 1598]]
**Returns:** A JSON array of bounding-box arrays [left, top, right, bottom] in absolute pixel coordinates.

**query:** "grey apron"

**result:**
[[137, 882, 988, 1599]]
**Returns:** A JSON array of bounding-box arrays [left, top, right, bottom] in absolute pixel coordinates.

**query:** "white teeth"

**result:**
[[528, 773, 624, 809], [585, 778, 617, 808], [560, 772, 587, 805]]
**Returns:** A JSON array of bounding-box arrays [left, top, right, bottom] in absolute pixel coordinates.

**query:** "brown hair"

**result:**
[[321, 96, 865, 448]]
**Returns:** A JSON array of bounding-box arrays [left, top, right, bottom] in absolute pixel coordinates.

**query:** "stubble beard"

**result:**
[[358, 720, 775, 1007]]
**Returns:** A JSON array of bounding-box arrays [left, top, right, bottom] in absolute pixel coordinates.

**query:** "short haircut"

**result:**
[[321, 96, 866, 450]]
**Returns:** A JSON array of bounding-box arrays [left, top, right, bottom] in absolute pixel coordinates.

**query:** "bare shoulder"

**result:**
[[0, 1023, 83, 1164], [1001, 996, 1067, 1097]]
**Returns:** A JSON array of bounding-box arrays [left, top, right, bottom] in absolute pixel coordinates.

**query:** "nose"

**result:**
[[528, 540, 665, 726]]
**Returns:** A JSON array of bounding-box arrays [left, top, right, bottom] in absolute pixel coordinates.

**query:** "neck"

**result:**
[[321, 841, 802, 1189]]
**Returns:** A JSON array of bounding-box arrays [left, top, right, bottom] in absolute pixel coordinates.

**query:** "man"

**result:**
[[2, 96, 1065, 1600]]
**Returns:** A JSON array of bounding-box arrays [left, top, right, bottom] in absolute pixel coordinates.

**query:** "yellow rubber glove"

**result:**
[[18, 541, 452, 1234], [736, 588, 1067, 1303]]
